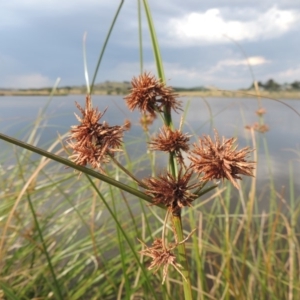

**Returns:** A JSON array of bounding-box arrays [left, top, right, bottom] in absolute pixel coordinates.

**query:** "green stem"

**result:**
[[90, 0, 124, 94], [137, 0, 143, 74], [86, 175, 159, 300], [142, 0, 165, 82], [109, 153, 148, 188], [83, 32, 90, 94], [173, 215, 193, 300], [0, 132, 157, 206], [141, 2, 192, 298], [26, 194, 64, 299]]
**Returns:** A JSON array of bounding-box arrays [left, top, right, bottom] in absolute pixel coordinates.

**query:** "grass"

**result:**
[[0, 94, 299, 299], [1, 1, 300, 299]]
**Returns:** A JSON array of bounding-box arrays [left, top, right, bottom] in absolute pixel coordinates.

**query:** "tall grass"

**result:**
[[1, 1, 300, 299]]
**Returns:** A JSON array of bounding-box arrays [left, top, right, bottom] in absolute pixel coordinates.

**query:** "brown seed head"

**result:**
[[149, 126, 190, 165], [253, 122, 269, 133], [139, 113, 156, 131], [150, 126, 190, 154], [139, 238, 182, 284], [139, 229, 195, 284], [68, 95, 129, 171], [188, 129, 255, 189], [124, 72, 182, 117], [256, 107, 267, 116], [142, 169, 200, 214], [245, 122, 269, 133]]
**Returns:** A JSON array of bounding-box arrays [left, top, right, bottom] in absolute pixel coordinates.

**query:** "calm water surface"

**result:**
[[1, 95, 299, 205]]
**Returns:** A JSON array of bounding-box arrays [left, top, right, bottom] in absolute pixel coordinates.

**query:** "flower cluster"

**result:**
[[124, 72, 181, 117], [189, 129, 255, 189], [256, 107, 266, 116], [68, 95, 130, 172], [139, 229, 195, 284], [245, 123, 269, 133], [139, 113, 156, 132], [139, 238, 183, 284], [67, 73, 256, 286], [149, 126, 190, 163], [142, 169, 200, 215]]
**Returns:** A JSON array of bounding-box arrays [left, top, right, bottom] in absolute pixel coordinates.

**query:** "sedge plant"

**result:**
[[65, 70, 255, 300], [2, 1, 299, 299], [0, 1, 256, 299]]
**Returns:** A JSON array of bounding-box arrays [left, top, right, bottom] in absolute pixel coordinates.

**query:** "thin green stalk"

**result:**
[[121, 142, 156, 241], [289, 162, 296, 299], [141, 2, 192, 298], [83, 32, 90, 94], [26, 196, 64, 299], [173, 215, 193, 300], [85, 175, 159, 300], [137, 0, 143, 74], [0, 132, 155, 205], [0, 282, 19, 300], [14, 151, 63, 300], [142, 0, 165, 82], [223, 187, 231, 300], [90, 0, 124, 94], [109, 185, 131, 299], [109, 153, 147, 188]]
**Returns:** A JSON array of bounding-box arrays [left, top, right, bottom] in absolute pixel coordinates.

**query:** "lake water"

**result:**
[[0, 95, 299, 205]]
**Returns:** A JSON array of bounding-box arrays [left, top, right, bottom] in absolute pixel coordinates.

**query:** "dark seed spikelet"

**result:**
[[139, 229, 195, 284], [68, 95, 129, 171], [256, 107, 267, 116], [149, 126, 190, 161], [142, 169, 200, 214], [245, 123, 269, 133], [124, 72, 182, 117], [139, 113, 156, 131], [189, 129, 255, 189], [139, 238, 183, 284]]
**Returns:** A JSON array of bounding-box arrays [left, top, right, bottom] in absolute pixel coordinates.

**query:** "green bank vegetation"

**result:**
[[1, 80, 300, 99]]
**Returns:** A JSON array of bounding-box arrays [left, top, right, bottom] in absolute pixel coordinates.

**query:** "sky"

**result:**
[[1, 0, 300, 89]]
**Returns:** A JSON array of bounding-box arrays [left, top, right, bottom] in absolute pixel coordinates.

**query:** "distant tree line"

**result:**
[[250, 79, 300, 91]]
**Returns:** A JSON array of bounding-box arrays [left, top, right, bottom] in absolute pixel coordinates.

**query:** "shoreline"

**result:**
[[0, 89, 299, 99]]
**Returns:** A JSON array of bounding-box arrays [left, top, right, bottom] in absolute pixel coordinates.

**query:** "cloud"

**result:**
[[2, 73, 54, 89], [167, 6, 300, 45], [108, 58, 272, 89], [272, 65, 300, 82], [247, 56, 270, 66], [0, 0, 120, 30], [213, 56, 270, 68]]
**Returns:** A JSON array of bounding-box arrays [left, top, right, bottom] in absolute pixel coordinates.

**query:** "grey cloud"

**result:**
[[1, 0, 299, 89]]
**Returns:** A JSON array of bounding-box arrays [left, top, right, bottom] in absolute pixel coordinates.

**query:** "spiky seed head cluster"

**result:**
[[256, 107, 266, 116], [245, 123, 269, 133], [68, 95, 130, 171], [124, 72, 182, 117], [142, 169, 200, 214], [139, 113, 156, 132], [139, 229, 195, 284], [149, 126, 190, 162], [139, 238, 183, 284], [189, 129, 255, 189]]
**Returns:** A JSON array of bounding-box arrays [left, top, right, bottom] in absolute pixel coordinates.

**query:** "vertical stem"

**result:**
[[173, 215, 193, 300], [142, 0, 165, 82], [27, 197, 64, 299], [141, 2, 193, 298], [90, 0, 124, 94], [137, 0, 143, 74], [83, 32, 90, 94]]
